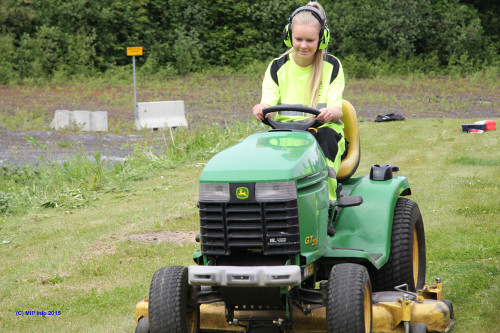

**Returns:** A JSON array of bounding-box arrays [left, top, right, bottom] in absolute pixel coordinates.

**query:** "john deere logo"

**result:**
[[236, 187, 249, 199]]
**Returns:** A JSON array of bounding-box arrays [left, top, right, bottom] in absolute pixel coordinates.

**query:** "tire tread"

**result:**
[[149, 266, 187, 333], [326, 263, 372, 333], [371, 198, 426, 292]]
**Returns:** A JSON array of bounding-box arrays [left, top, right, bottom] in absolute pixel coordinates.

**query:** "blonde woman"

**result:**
[[252, 2, 346, 201]]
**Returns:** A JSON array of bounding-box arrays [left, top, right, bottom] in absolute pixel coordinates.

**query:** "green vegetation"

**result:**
[[0, 116, 499, 332], [1, 1, 498, 331], [0, 122, 260, 215], [1, 0, 499, 82]]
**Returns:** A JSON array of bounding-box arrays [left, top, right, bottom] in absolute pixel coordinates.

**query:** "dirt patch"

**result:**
[[77, 233, 121, 263], [128, 231, 198, 244]]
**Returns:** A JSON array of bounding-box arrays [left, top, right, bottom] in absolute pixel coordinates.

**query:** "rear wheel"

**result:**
[[371, 198, 426, 292], [148, 266, 200, 333], [326, 263, 372, 333]]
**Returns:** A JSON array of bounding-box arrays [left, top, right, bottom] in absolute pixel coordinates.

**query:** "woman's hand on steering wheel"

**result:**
[[316, 107, 342, 124], [252, 103, 270, 122]]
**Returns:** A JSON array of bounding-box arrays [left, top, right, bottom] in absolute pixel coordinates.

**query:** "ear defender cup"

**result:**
[[282, 6, 330, 50], [318, 26, 330, 50], [283, 24, 292, 48]]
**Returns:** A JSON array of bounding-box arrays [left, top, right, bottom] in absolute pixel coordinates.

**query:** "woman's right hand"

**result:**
[[252, 103, 270, 122]]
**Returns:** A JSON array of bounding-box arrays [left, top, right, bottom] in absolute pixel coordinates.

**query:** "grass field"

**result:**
[[0, 75, 499, 332]]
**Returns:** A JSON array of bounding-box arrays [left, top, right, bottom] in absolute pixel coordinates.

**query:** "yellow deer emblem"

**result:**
[[236, 187, 249, 199]]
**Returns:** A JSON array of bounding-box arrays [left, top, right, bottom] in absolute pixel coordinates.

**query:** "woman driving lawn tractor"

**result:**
[[135, 3, 456, 333], [252, 1, 346, 201]]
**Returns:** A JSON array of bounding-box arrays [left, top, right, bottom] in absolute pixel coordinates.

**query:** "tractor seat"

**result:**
[[337, 100, 360, 183]]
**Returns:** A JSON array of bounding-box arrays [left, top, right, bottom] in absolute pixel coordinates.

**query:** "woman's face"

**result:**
[[291, 23, 320, 65]]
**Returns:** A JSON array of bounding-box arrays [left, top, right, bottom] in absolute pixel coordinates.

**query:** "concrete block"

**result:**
[[136, 101, 188, 130], [51, 110, 70, 129], [51, 110, 108, 132], [72, 110, 91, 131], [74, 110, 108, 131]]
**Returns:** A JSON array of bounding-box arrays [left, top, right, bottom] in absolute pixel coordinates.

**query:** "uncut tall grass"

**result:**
[[0, 121, 260, 216]]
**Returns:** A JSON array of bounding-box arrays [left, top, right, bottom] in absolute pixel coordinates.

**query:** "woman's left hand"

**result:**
[[316, 107, 342, 123]]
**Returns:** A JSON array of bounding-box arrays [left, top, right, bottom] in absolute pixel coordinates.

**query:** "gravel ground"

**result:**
[[0, 130, 148, 167]]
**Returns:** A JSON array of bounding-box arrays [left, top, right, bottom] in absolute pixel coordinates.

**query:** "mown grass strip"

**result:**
[[451, 157, 500, 167]]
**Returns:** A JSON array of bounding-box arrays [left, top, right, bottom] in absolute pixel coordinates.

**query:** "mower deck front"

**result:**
[[135, 279, 454, 333]]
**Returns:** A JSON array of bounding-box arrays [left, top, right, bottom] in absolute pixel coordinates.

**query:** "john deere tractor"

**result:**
[[135, 101, 454, 333]]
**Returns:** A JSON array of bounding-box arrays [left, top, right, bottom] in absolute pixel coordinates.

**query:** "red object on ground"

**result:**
[[469, 129, 484, 133], [474, 120, 496, 131]]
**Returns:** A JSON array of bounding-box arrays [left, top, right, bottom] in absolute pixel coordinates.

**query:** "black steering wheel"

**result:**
[[262, 105, 321, 131]]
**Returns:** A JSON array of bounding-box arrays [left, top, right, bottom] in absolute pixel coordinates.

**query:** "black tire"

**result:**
[[135, 317, 150, 333], [326, 263, 372, 333], [371, 198, 426, 292], [444, 299, 454, 320], [411, 323, 428, 333], [148, 266, 200, 333]]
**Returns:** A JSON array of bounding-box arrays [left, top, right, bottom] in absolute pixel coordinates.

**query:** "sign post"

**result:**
[[127, 47, 143, 126]]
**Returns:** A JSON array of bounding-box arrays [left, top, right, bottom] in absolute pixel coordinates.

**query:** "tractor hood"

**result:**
[[200, 131, 327, 183]]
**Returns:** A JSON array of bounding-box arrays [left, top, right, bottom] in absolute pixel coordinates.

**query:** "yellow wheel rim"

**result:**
[[413, 229, 419, 288], [364, 284, 371, 333], [186, 286, 198, 333], [186, 308, 198, 332]]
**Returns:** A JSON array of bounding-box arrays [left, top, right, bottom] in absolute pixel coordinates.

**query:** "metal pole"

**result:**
[[133, 55, 138, 124]]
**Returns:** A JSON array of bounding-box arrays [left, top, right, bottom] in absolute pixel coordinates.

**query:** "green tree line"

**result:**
[[0, 0, 499, 82]]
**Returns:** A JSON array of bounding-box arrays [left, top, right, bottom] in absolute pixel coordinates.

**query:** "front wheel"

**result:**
[[135, 317, 149, 333], [411, 323, 428, 333], [148, 266, 200, 333], [326, 263, 372, 333]]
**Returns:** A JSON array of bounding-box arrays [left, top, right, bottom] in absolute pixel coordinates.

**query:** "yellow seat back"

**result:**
[[337, 100, 360, 182]]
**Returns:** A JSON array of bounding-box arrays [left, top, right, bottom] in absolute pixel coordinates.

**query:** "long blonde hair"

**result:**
[[283, 2, 327, 108]]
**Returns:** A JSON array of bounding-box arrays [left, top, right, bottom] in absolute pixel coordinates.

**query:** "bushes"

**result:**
[[0, 34, 15, 83], [0, 0, 499, 79], [326, 0, 490, 70], [12, 26, 97, 78]]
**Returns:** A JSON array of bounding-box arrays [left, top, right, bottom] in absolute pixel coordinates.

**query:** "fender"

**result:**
[[322, 175, 410, 269]]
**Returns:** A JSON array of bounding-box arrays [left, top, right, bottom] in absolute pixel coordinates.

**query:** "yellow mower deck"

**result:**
[[135, 280, 454, 332]]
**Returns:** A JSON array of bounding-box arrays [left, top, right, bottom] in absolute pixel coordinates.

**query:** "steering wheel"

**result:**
[[262, 105, 321, 131]]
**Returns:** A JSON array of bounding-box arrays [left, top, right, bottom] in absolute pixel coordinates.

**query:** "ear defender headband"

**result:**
[[283, 6, 330, 50]]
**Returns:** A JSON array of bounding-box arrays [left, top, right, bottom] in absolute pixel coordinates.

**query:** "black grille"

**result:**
[[199, 200, 300, 256]]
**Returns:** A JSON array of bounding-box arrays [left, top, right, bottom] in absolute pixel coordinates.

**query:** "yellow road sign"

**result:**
[[127, 47, 143, 56]]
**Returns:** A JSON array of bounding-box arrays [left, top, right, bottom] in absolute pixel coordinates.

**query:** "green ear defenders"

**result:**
[[283, 6, 330, 50]]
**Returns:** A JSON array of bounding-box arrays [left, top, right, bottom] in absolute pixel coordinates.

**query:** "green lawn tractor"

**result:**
[[135, 100, 455, 333]]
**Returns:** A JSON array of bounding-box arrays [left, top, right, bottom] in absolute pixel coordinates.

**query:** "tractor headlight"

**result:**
[[255, 181, 296, 201], [199, 182, 230, 201]]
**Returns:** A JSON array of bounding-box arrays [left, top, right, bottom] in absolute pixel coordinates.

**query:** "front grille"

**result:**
[[199, 200, 300, 256]]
